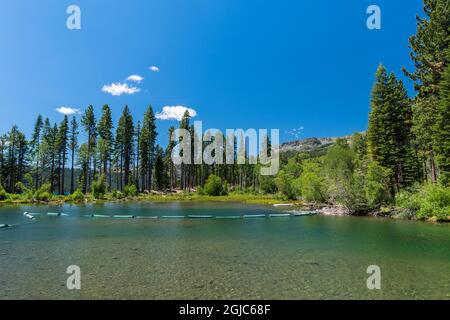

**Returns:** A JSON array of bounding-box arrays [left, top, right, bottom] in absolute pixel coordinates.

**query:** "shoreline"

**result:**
[[0, 194, 448, 223]]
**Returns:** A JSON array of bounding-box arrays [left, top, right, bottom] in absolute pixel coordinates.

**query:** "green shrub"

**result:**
[[396, 184, 450, 221], [197, 186, 205, 195], [203, 175, 227, 196], [259, 176, 277, 194], [15, 181, 28, 194], [37, 191, 51, 202], [34, 183, 52, 202], [92, 175, 106, 199], [364, 162, 393, 209], [223, 181, 229, 195], [298, 161, 325, 202], [0, 188, 8, 201], [70, 189, 85, 202], [416, 184, 450, 221], [395, 188, 421, 217], [124, 184, 138, 197], [111, 189, 124, 199]]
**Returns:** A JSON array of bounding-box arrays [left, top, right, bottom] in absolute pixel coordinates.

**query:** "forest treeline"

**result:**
[[0, 0, 449, 221]]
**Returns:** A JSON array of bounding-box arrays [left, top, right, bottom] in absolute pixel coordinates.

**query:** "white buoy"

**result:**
[[23, 212, 35, 220], [269, 213, 291, 218], [243, 214, 266, 218], [135, 216, 158, 219]]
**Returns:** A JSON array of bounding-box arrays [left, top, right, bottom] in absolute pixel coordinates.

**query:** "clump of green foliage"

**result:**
[[92, 175, 106, 199], [203, 174, 228, 196], [124, 184, 138, 197], [259, 175, 277, 194], [274, 158, 302, 200], [15, 181, 34, 200], [0, 185, 8, 201], [396, 184, 450, 221], [70, 189, 85, 202], [33, 183, 52, 202], [298, 160, 325, 202], [111, 189, 124, 199]]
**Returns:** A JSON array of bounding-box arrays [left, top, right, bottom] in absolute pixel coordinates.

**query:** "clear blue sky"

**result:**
[[0, 0, 423, 146]]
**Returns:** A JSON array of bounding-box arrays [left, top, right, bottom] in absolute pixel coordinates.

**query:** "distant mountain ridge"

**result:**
[[280, 135, 353, 153]]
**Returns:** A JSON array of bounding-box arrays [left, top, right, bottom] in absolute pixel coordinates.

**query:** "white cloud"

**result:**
[[149, 66, 160, 72], [126, 75, 144, 83], [56, 107, 80, 115], [102, 82, 141, 96], [156, 106, 197, 121]]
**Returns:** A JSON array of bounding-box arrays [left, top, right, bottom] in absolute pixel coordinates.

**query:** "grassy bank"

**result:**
[[0, 192, 300, 206]]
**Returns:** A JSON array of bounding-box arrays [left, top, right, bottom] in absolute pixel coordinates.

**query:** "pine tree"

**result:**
[[117, 106, 134, 187], [165, 126, 176, 189], [57, 116, 69, 195], [179, 110, 191, 190], [154, 146, 168, 190], [30, 115, 43, 189], [404, 0, 450, 182], [81, 105, 97, 191], [404, 0, 450, 97], [69, 116, 79, 194], [434, 49, 450, 185], [97, 105, 114, 187], [135, 121, 141, 190], [3, 126, 27, 193], [368, 65, 419, 193], [77, 143, 90, 193], [139, 105, 157, 191], [367, 64, 389, 164]]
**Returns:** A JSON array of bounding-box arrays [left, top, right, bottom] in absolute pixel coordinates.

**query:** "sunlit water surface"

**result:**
[[0, 202, 449, 299]]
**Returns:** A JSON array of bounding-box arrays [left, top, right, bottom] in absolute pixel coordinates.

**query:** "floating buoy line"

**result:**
[[0, 211, 318, 230]]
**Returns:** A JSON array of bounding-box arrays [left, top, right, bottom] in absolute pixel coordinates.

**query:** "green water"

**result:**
[[0, 202, 449, 300]]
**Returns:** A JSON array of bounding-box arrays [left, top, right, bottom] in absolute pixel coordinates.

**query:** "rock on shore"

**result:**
[[317, 205, 349, 216]]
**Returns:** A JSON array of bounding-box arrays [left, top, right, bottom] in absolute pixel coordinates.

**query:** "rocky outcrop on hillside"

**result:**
[[280, 137, 337, 153]]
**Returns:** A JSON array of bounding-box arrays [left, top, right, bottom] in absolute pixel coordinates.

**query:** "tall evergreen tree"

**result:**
[[404, 0, 450, 97], [368, 65, 419, 193], [404, 0, 450, 182], [433, 49, 450, 185], [139, 105, 157, 190], [30, 115, 43, 189], [69, 116, 79, 194], [81, 105, 97, 191], [3, 126, 27, 193], [57, 116, 69, 195], [179, 110, 191, 190], [135, 121, 141, 190], [97, 105, 114, 187], [165, 126, 176, 189], [154, 146, 168, 190], [117, 106, 134, 187]]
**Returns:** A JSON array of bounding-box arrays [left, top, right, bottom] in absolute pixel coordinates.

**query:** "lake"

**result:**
[[0, 202, 449, 299]]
